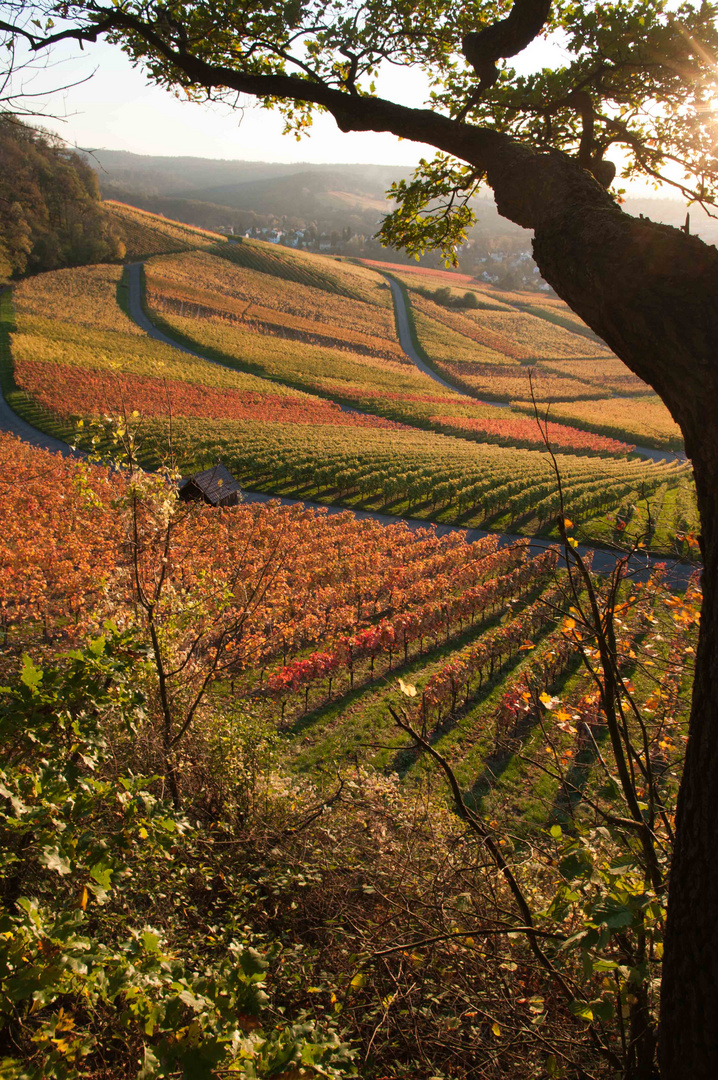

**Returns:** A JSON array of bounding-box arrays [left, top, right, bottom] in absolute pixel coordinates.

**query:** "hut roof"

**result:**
[[179, 464, 243, 506]]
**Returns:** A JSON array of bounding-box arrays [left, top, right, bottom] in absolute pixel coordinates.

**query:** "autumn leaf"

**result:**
[[539, 692, 560, 710]]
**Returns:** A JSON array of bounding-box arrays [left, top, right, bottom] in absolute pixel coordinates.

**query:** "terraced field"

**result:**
[[368, 259, 661, 412], [1, 219, 696, 554]]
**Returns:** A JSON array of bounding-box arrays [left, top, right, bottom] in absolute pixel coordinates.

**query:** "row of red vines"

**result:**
[[263, 548, 559, 705]]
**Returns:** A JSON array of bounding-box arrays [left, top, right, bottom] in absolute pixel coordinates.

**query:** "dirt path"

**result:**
[[382, 271, 688, 466], [382, 274, 461, 392], [0, 269, 695, 584], [0, 387, 75, 456]]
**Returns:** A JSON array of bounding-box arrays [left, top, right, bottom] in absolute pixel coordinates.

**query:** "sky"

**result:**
[[6, 27, 688, 208], [14, 38, 441, 164], [11, 31, 567, 167]]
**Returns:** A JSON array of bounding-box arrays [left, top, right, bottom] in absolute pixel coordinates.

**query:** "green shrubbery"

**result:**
[[0, 634, 353, 1079]]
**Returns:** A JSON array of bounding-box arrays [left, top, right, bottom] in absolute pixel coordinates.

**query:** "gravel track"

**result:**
[[0, 267, 695, 583]]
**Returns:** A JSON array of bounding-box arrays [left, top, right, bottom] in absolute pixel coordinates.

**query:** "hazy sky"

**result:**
[[21, 33, 566, 165], [19, 38, 441, 163], [12, 31, 687, 208]]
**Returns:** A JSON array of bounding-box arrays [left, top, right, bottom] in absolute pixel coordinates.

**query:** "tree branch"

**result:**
[[462, 0, 552, 92]]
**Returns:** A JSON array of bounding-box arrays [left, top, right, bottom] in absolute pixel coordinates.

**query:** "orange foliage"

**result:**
[[14, 357, 405, 430]]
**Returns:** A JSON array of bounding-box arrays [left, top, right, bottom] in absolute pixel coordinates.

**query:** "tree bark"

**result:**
[[487, 146, 718, 1080]]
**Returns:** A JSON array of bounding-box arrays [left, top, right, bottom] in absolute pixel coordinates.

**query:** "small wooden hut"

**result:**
[[178, 464, 243, 507]]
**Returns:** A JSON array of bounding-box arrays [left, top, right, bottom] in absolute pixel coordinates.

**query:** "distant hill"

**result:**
[[183, 168, 401, 217], [83, 147, 718, 245], [84, 150, 407, 232]]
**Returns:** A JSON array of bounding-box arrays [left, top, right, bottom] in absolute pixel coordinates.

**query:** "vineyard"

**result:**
[[104, 201, 229, 259], [511, 395, 685, 452], [139, 244, 669, 455], [145, 248, 406, 362], [2, 237, 650, 457], [0, 13, 709, 1071], [154, 417, 696, 553], [0, 434, 696, 799], [3, 264, 404, 437], [0, 379, 700, 1077], [0, 222, 696, 559], [367, 259, 659, 409]]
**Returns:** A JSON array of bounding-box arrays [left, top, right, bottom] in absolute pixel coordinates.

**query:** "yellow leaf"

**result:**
[[568, 537, 579, 549], [398, 678, 417, 698], [139, 827, 148, 840], [563, 518, 573, 528], [80, 886, 88, 911], [491, 1022, 501, 1037], [564, 617, 576, 630], [350, 973, 366, 988]]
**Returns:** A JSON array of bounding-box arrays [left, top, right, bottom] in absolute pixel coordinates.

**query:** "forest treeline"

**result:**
[[0, 115, 126, 283]]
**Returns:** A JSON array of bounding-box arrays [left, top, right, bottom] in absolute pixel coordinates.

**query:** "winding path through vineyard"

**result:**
[[379, 272, 687, 466], [0, 269, 694, 582], [381, 274, 460, 393]]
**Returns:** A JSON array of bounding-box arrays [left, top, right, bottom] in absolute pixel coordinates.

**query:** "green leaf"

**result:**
[[590, 998, 616, 1022], [39, 846, 71, 875], [559, 850, 593, 881], [569, 1000, 594, 1021], [89, 863, 113, 889], [142, 930, 161, 954], [593, 901, 634, 929], [240, 947, 267, 976], [20, 655, 43, 691]]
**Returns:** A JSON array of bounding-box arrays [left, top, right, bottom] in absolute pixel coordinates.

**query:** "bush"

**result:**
[[0, 633, 354, 1079]]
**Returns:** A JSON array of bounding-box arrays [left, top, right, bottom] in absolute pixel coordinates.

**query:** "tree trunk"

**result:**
[[502, 158, 718, 1080]]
